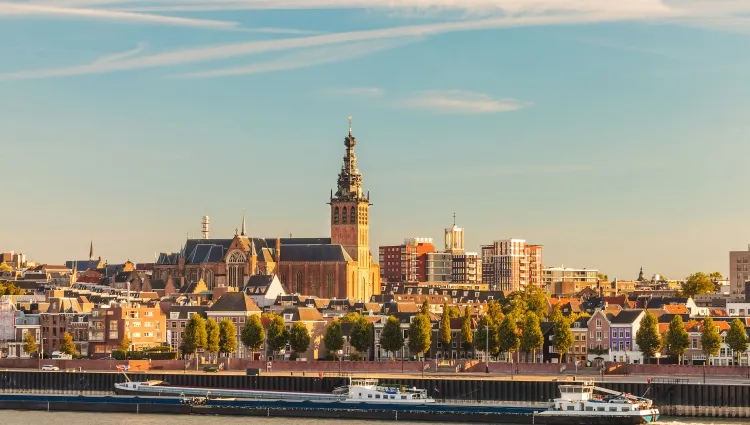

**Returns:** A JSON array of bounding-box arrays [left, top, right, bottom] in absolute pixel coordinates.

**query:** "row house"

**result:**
[[373, 313, 414, 361], [587, 309, 612, 361], [432, 317, 478, 360], [684, 320, 749, 366], [569, 316, 589, 363], [40, 297, 92, 356], [164, 305, 209, 353], [206, 291, 261, 359], [608, 310, 644, 364], [279, 306, 327, 361], [88, 304, 166, 357], [6, 312, 40, 358]]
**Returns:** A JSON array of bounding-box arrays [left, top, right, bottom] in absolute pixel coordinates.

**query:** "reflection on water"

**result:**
[[0, 410, 744, 425]]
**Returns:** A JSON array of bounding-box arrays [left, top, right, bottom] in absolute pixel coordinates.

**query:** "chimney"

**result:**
[[275, 238, 281, 263]]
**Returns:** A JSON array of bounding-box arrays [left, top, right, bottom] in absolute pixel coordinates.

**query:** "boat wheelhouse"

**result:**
[[345, 379, 436, 404]]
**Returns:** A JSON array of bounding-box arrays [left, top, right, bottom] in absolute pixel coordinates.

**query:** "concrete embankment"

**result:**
[[0, 371, 748, 418]]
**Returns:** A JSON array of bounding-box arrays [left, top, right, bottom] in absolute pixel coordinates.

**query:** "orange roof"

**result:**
[[663, 305, 688, 314], [710, 309, 728, 317]]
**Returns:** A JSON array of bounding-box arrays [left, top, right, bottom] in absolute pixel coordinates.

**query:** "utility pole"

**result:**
[[485, 324, 489, 374]]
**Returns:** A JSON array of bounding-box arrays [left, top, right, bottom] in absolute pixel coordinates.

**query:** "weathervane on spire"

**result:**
[[348, 115, 353, 136], [453, 212, 456, 226]]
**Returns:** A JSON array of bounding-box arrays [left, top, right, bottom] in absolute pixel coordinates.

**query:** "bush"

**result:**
[[349, 353, 362, 361], [127, 350, 178, 360], [112, 349, 126, 360]]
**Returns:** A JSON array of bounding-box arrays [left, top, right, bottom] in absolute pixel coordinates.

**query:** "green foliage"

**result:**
[[241, 315, 265, 353], [444, 305, 462, 319], [420, 300, 430, 315], [266, 315, 289, 353], [379, 315, 405, 355], [126, 350, 178, 360], [548, 304, 564, 323], [498, 315, 520, 356], [218, 318, 238, 356], [340, 312, 361, 323], [476, 315, 499, 355], [664, 315, 689, 363], [181, 313, 207, 356], [439, 303, 452, 351], [22, 331, 38, 355], [520, 313, 544, 362], [726, 318, 749, 365], [552, 317, 573, 362], [60, 332, 76, 355], [636, 312, 661, 360], [502, 292, 527, 317], [289, 322, 311, 356], [681, 272, 719, 297], [408, 314, 432, 359], [0, 262, 11, 273], [597, 273, 609, 281], [487, 301, 504, 325], [701, 317, 722, 360], [0, 281, 24, 296], [112, 349, 126, 360], [205, 319, 220, 357], [461, 307, 474, 354], [324, 319, 344, 357], [119, 336, 131, 352], [523, 286, 549, 319], [349, 314, 373, 354]]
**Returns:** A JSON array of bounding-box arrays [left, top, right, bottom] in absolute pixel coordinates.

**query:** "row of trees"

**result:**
[[636, 312, 749, 365], [21, 331, 78, 357]]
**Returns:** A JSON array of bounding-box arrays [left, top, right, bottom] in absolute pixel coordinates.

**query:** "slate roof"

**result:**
[[66, 260, 100, 271], [267, 238, 331, 245], [610, 310, 643, 324], [245, 275, 274, 288], [156, 253, 179, 265], [279, 244, 353, 262], [209, 292, 260, 312], [282, 306, 324, 322], [166, 305, 209, 320]]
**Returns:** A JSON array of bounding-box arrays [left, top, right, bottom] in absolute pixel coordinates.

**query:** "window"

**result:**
[[295, 271, 304, 294], [333, 207, 339, 224], [227, 251, 247, 288], [596, 331, 602, 341], [596, 319, 601, 328], [342, 207, 348, 224]]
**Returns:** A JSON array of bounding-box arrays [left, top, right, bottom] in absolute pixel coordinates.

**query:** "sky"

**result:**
[[1, 0, 750, 280]]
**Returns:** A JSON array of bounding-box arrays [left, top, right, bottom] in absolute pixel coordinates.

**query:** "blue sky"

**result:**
[[2, 0, 750, 280]]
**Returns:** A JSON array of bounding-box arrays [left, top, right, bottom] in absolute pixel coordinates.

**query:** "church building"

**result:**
[[152, 121, 380, 302]]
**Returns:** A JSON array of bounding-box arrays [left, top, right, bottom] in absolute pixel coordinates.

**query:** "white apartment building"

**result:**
[[481, 239, 542, 292], [543, 266, 599, 294]]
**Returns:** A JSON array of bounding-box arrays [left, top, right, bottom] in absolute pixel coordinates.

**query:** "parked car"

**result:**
[[203, 365, 219, 373], [41, 365, 59, 371]]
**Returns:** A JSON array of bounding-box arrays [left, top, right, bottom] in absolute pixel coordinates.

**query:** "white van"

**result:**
[[51, 351, 72, 360]]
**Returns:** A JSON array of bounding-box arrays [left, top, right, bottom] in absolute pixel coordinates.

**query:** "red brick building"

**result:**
[[379, 238, 435, 283]]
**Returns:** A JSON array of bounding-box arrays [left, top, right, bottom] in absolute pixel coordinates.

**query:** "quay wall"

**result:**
[[0, 371, 748, 413]]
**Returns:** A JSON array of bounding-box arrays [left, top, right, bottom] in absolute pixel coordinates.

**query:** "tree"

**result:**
[[636, 312, 661, 362], [444, 305, 462, 319], [476, 315, 499, 356], [349, 314, 372, 356], [266, 314, 289, 356], [597, 273, 609, 281], [487, 301, 504, 325], [498, 315, 520, 361], [218, 318, 238, 358], [663, 315, 689, 364], [0, 262, 11, 273], [520, 313, 543, 363], [408, 314, 432, 360], [60, 332, 76, 356], [182, 313, 207, 358], [502, 291, 527, 317], [552, 318, 573, 363], [439, 303, 452, 356], [119, 336, 131, 352], [523, 285, 548, 319], [324, 319, 344, 359], [22, 331, 38, 356], [241, 315, 265, 359], [0, 282, 24, 296], [205, 319, 220, 362], [420, 300, 430, 315], [548, 304, 564, 323], [460, 307, 474, 356], [726, 318, 749, 366], [289, 322, 310, 358], [681, 272, 718, 297], [380, 315, 405, 358], [701, 317, 721, 365]]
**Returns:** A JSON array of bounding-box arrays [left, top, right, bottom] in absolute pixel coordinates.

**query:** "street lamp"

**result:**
[[337, 350, 343, 375], [485, 324, 489, 374]]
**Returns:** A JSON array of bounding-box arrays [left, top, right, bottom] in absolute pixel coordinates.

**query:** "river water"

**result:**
[[0, 411, 743, 425]]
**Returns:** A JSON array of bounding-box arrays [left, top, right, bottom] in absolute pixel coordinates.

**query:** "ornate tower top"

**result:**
[[333, 115, 367, 202]]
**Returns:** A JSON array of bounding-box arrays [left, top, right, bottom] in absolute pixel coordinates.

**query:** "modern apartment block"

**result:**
[[481, 239, 543, 292], [426, 252, 453, 283], [451, 252, 482, 284], [378, 238, 435, 283], [88, 304, 166, 357], [543, 266, 599, 295], [730, 245, 750, 299]]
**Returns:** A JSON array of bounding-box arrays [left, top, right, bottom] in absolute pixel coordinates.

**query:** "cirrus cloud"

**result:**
[[397, 90, 529, 114]]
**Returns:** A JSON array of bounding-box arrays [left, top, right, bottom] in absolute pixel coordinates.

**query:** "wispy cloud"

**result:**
[[325, 87, 385, 97], [0, 11, 660, 81], [396, 90, 529, 114], [0, 2, 240, 28], [93, 42, 147, 63], [177, 38, 414, 78]]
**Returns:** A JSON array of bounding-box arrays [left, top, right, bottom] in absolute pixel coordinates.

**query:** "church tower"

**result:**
[[330, 117, 371, 267]]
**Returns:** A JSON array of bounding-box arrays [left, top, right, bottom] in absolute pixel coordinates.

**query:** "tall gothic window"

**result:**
[[311, 271, 320, 296], [342, 207, 347, 224], [295, 271, 303, 294], [350, 207, 355, 225], [326, 271, 334, 298], [205, 269, 215, 289], [333, 207, 339, 224], [280, 273, 287, 288], [227, 251, 247, 288]]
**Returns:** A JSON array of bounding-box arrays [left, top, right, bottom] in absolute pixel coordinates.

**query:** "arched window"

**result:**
[[342, 207, 347, 224], [326, 271, 334, 298], [361, 277, 367, 302], [227, 250, 247, 288], [280, 273, 287, 287], [311, 271, 320, 296], [350, 207, 355, 225], [333, 207, 339, 224], [295, 271, 303, 294], [205, 269, 215, 289]]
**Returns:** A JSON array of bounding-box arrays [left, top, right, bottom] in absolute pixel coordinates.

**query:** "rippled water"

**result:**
[[0, 410, 744, 425]]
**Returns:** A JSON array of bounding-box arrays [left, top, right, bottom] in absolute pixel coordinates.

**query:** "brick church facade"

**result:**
[[153, 122, 380, 302]]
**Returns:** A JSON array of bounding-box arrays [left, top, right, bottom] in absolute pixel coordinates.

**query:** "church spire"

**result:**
[[333, 115, 365, 202], [241, 209, 247, 236], [89, 240, 94, 261]]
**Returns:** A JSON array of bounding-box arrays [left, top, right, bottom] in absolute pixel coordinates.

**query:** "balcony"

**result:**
[[88, 332, 105, 342]]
